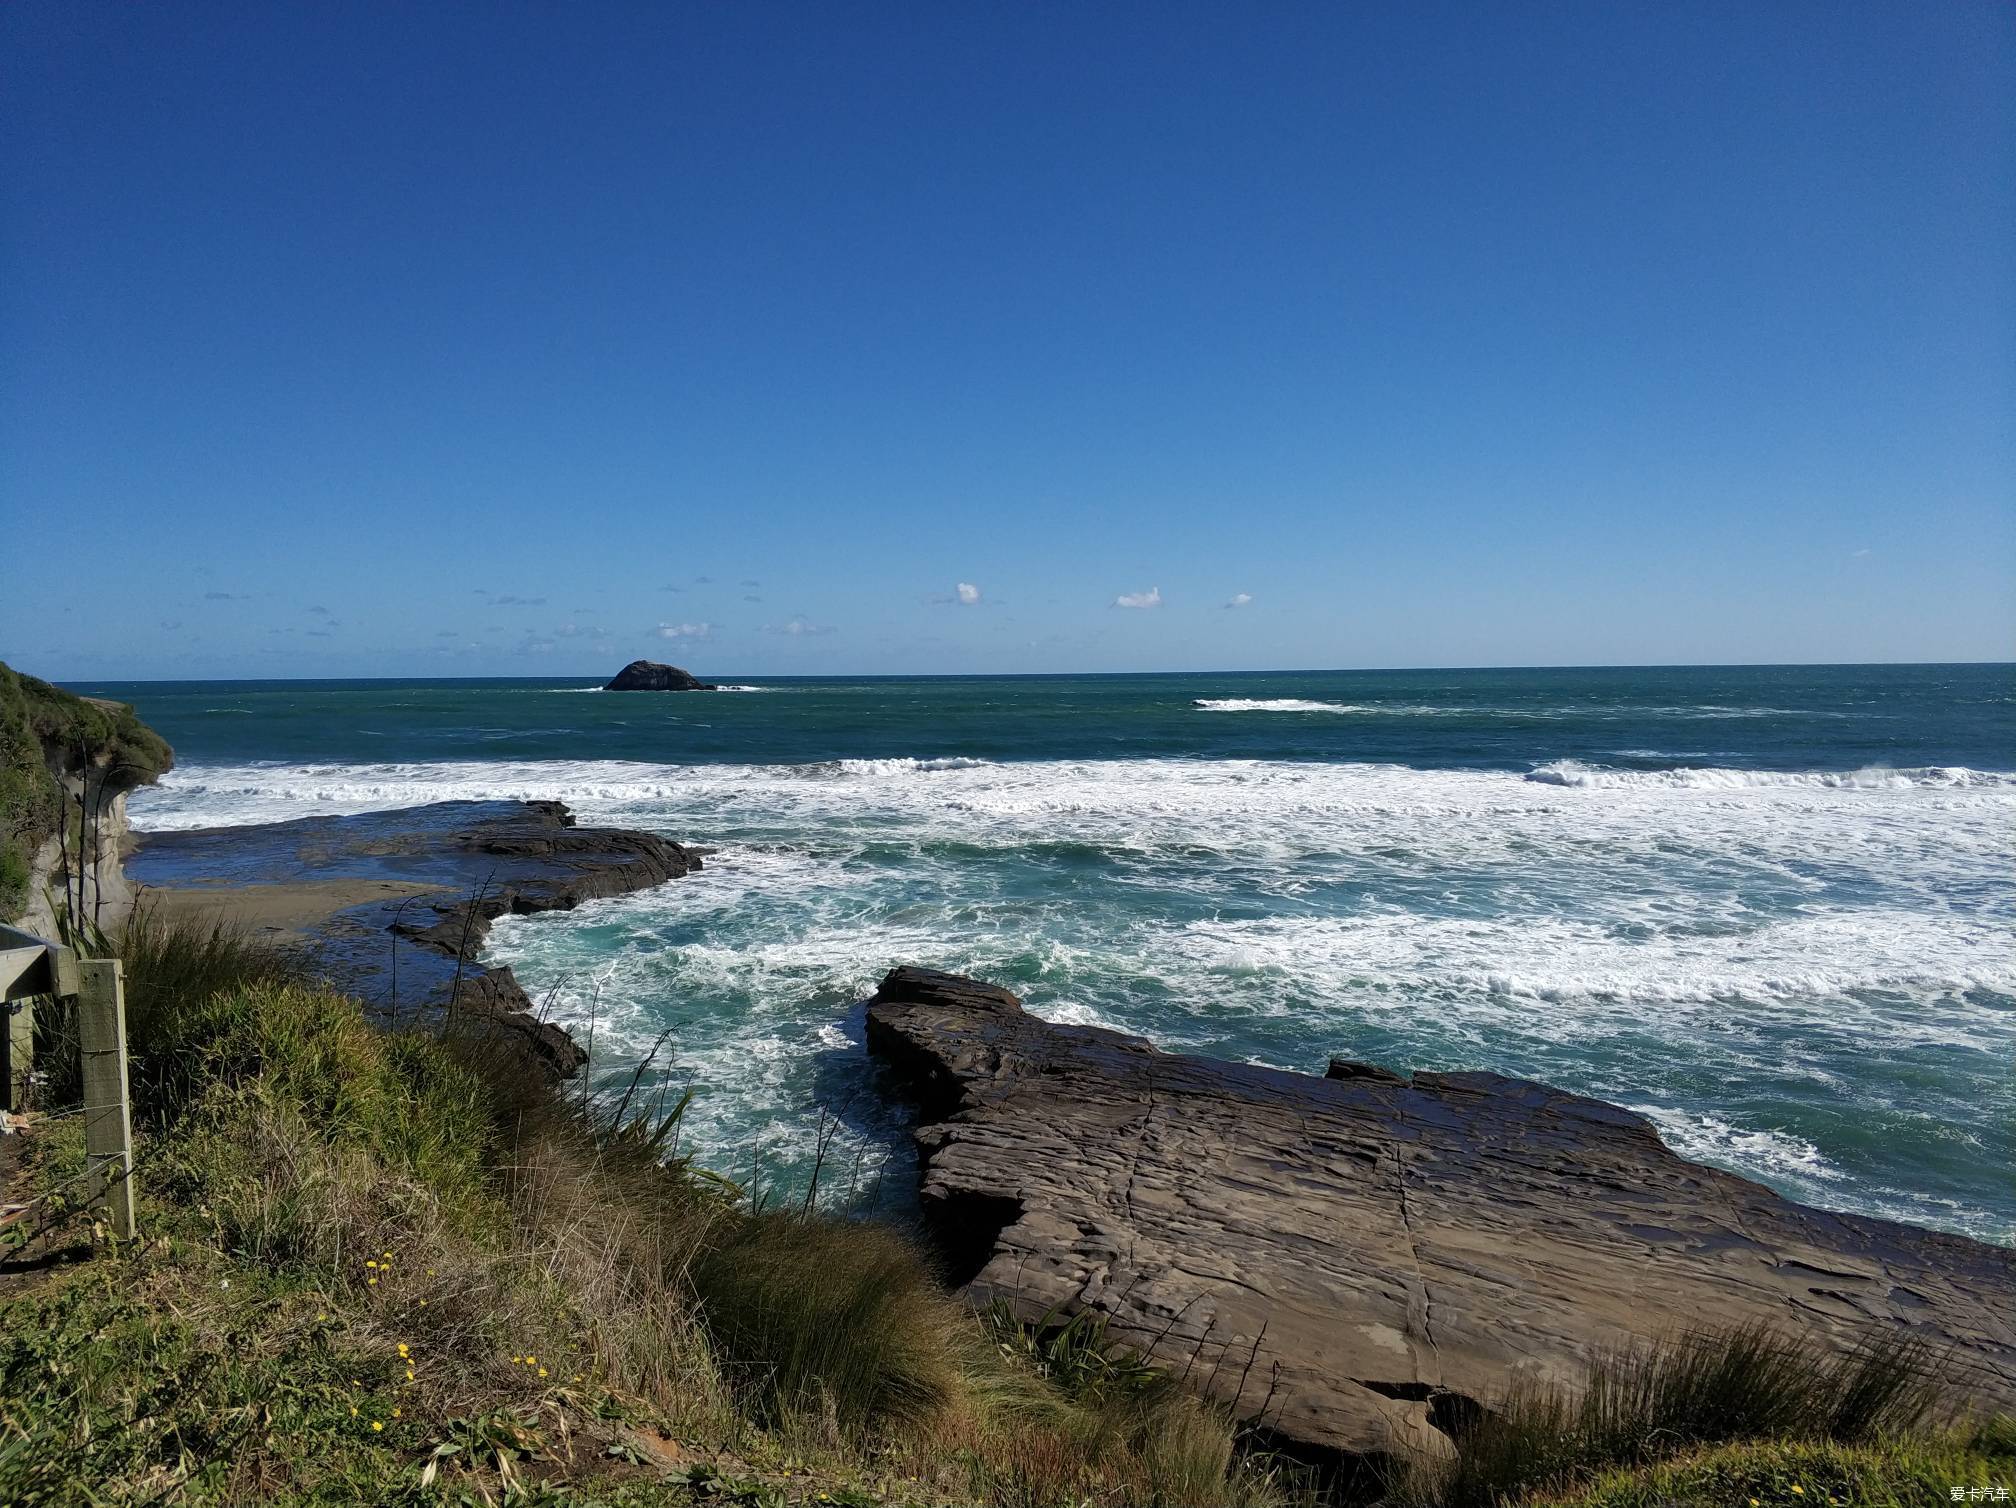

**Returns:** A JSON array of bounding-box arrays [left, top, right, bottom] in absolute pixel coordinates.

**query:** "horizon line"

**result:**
[[48, 656, 2016, 687]]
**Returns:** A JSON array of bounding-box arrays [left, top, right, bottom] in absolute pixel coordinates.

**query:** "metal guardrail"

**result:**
[[0, 922, 136, 1239]]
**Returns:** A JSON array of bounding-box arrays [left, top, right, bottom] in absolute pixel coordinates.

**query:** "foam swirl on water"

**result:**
[[132, 753, 2016, 1240]]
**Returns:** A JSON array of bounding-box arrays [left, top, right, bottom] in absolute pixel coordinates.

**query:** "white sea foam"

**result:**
[[1194, 698, 1373, 713], [1631, 1107, 1846, 1186], [1528, 760, 2013, 790], [1194, 701, 1857, 720], [1162, 911, 2016, 1043], [831, 756, 994, 775]]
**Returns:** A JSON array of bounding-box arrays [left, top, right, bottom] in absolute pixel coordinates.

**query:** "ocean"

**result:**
[[81, 663, 2015, 1242]]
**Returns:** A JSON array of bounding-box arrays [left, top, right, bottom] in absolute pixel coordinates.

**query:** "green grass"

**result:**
[[1538, 1425, 2016, 1507], [0, 659, 172, 921], [1401, 1325, 1969, 1508]]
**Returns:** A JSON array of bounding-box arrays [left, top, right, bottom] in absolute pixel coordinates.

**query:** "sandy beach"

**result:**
[[136, 878, 447, 937]]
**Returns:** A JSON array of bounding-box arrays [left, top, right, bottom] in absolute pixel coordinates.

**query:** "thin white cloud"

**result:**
[[654, 622, 713, 639], [1113, 586, 1162, 609], [956, 582, 982, 605], [1851, 548, 1872, 558], [1224, 592, 1252, 609], [768, 616, 836, 637]]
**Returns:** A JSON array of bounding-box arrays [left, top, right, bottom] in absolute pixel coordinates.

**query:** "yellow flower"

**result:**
[[370, 1420, 383, 1432], [367, 1278, 378, 1286], [1791, 1489, 1804, 1498], [396, 1343, 409, 1355], [524, 1355, 537, 1365], [511, 1355, 523, 1364], [365, 1260, 377, 1269], [382, 1250, 393, 1259], [406, 1368, 416, 1380], [315, 1312, 327, 1322], [537, 1367, 548, 1378], [349, 1405, 358, 1417], [418, 1300, 427, 1308], [392, 1407, 402, 1418]]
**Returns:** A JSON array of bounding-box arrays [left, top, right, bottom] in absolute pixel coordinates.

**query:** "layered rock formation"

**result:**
[[130, 800, 699, 1076], [602, 660, 717, 691], [865, 966, 2016, 1471]]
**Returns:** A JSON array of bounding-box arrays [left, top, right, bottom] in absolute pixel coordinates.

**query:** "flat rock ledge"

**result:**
[[864, 966, 2016, 1473], [131, 800, 699, 1078]]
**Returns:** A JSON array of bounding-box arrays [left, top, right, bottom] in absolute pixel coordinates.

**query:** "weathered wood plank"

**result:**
[[77, 958, 135, 1239]]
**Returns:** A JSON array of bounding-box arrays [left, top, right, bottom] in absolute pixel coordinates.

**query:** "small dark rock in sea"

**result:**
[[865, 965, 2016, 1478], [602, 660, 718, 692]]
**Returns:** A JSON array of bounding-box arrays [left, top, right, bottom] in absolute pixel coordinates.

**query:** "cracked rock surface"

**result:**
[[864, 966, 2016, 1469]]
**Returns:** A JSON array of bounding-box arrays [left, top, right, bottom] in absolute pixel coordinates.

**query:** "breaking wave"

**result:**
[[1195, 698, 1372, 713], [1527, 760, 2014, 791]]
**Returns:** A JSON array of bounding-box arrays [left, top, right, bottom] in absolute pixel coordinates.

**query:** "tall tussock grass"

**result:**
[[1404, 1322, 1951, 1508], [693, 1210, 970, 1435]]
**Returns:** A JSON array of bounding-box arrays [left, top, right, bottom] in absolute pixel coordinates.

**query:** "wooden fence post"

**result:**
[[3, 998, 30, 1113], [78, 957, 135, 1239]]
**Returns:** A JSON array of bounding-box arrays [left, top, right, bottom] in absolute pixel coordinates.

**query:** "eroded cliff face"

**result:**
[[0, 662, 171, 933], [16, 773, 140, 939]]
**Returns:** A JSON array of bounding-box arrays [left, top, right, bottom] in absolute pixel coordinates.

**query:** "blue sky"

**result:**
[[3, 2, 2011, 679]]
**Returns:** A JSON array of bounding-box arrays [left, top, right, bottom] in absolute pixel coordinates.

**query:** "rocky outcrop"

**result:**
[[602, 660, 717, 692], [129, 800, 699, 1078], [865, 966, 2016, 1473]]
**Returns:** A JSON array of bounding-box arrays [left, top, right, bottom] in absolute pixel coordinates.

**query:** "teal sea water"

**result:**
[[84, 664, 2016, 1241]]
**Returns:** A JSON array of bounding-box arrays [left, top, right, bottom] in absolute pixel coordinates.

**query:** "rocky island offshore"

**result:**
[[602, 659, 719, 691]]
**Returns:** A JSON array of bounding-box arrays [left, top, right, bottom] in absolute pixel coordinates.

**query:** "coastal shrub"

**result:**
[[29, 905, 304, 1108], [118, 906, 310, 1105], [691, 1209, 969, 1437], [1404, 1323, 1950, 1508], [982, 1300, 1168, 1406]]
